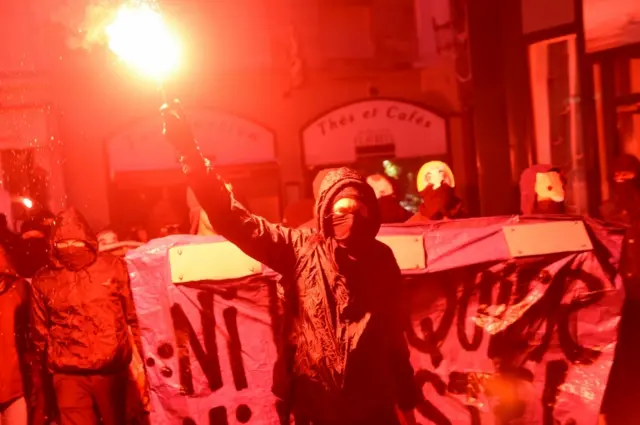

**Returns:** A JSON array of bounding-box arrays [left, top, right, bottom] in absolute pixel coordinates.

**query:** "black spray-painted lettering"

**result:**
[[542, 360, 568, 425], [171, 291, 223, 394], [168, 290, 258, 425]]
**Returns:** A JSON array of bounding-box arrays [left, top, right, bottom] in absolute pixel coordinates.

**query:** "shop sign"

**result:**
[[107, 109, 276, 174], [302, 99, 447, 166]]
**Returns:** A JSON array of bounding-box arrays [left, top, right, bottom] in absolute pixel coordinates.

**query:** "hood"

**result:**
[[612, 154, 640, 177], [51, 208, 98, 252], [0, 244, 19, 294], [312, 168, 336, 200], [519, 164, 559, 215], [315, 167, 380, 237], [606, 154, 640, 222]]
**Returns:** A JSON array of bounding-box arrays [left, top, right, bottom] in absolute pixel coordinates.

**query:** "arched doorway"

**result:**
[[301, 98, 450, 211], [105, 109, 281, 237]]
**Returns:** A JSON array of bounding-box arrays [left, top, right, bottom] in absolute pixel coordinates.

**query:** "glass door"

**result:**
[[528, 34, 588, 214]]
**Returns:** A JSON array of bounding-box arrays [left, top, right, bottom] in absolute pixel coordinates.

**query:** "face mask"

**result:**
[[535, 200, 565, 214], [330, 213, 371, 248], [420, 184, 455, 219], [56, 246, 95, 270]]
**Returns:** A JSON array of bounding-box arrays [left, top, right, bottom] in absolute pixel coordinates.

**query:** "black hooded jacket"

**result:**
[[0, 245, 30, 405], [31, 208, 140, 374], [185, 164, 418, 424]]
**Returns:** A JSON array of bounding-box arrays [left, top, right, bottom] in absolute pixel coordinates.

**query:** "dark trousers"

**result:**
[[53, 371, 127, 425]]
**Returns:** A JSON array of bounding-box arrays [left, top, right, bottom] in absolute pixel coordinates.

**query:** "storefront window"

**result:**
[[613, 56, 640, 97], [617, 105, 640, 158], [592, 63, 610, 201], [528, 34, 588, 214]]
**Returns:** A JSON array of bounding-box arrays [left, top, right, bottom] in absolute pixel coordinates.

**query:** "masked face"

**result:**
[[330, 197, 371, 248], [417, 161, 455, 192], [55, 240, 96, 270], [534, 171, 565, 203]]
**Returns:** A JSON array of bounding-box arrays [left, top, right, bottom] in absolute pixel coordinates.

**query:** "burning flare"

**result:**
[[106, 2, 181, 81]]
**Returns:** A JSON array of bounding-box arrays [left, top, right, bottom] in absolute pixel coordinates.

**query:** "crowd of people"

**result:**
[[1, 100, 639, 425]]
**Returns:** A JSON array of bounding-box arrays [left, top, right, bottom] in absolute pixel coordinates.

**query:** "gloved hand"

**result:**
[[160, 99, 198, 157]]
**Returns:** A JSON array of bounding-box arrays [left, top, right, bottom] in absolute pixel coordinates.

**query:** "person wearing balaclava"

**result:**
[[366, 173, 411, 223], [599, 154, 640, 425], [600, 154, 640, 224], [16, 210, 56, 278], [407, 160, 464, 222], [30, 208, 142, 425], [161, 100, 419, 425], [518, 164, 566, 215]]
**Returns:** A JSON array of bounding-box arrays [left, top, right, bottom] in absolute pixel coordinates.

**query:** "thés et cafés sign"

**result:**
[[302, 99, 447, 166], [107, 109, 276, 175]]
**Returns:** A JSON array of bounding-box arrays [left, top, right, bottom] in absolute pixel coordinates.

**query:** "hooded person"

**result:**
[[0, 245, 30, 425], [519, 164, 566, 215], [600, 154, 640, 224], [15, 210, 55, 278], [299, 168, 337, 229], [161, 100, 419, 425], [407, 160, 464, 222], [366, 173, 411, 224], [30, 208, 142, 425], [599, 154, 640, 425]]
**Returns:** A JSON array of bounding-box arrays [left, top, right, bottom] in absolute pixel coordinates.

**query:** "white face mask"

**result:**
[[417, 161, 455, 192], [534, 172, 565, 203]]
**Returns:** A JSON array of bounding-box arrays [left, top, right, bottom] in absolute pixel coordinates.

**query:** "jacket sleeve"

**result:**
[[387, 259, 421, 411], [182, 156, 302, 275], [29, 279, 49, 364], [116, 258, 144, 357], [28, 278, 51, 425]]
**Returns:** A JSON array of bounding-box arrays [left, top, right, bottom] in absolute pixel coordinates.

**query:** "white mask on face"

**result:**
[[534, 172, 565, 203]]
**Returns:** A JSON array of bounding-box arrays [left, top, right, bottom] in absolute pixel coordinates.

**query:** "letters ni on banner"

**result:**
[[126, 216, 624, 425]]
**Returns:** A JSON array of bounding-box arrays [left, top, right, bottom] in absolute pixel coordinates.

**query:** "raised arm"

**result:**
[[161, 100, 304, 274]]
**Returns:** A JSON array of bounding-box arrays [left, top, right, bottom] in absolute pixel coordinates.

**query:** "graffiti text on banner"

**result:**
[[127, 219, 622, 425]]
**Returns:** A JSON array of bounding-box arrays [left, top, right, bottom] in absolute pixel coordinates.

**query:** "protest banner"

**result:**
[[126, 216, 624, 425]]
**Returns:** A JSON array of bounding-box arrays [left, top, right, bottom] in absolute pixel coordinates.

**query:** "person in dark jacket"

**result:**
[[600, 154, 640, 425], [30, 208, 141, 425], [518, 164, 566, 215], [0, 245, 30, 425], [407, 160, 464, 222], [162, 100, 419, 425], [600, 154, 640, 224], [16, 210, 55, 279]]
